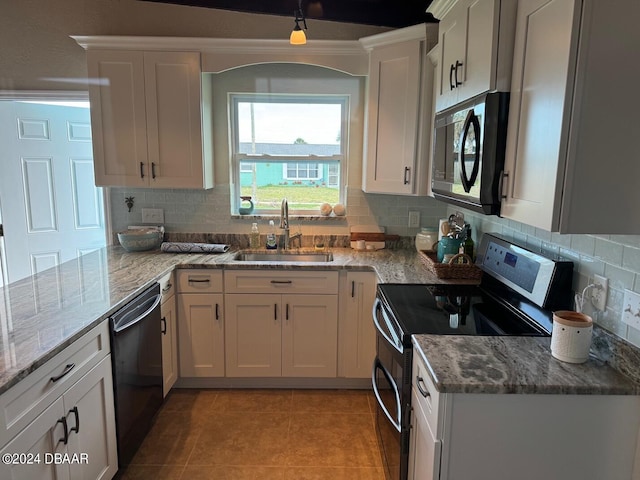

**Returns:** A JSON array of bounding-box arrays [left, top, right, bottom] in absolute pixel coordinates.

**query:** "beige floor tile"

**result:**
[[283, 466, 385, 480], [118, 464, 185, 479], [286, 413, 381, 468], [292, 389, 372, 414], [180, 465, 286, 480], [130, 430, 200, 466], [162, 389, 218, 413], [188, 412, 290, 466], [210, 389, 293, 414]]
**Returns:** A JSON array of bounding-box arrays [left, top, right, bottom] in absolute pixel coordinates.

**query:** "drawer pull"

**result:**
[[161, 316, 167, 335], [57, 416, 69, 445], [69, 407, 80, 436], [416, 375, 430, 398], [270, 280, 292, 284], [162, 282, 173, 293], [188, 278, 210, 283], [50, 363, 76, 383]]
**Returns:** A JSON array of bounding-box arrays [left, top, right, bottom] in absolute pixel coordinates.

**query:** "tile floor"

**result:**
[[119, 389, 385, 480]]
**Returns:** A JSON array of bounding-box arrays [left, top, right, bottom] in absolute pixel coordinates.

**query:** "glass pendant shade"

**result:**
[[290, 25, 306, 45]]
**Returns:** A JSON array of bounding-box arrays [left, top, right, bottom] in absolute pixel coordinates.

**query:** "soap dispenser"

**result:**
[[249, 222, 260, 249], [266, 220, 277, 249]]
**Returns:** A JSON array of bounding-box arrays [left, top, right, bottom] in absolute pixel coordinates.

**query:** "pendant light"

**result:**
[[290, 0, 307, 45]]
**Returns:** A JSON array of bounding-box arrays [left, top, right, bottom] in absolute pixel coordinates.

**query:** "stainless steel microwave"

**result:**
[[431, 92, 510, 215]]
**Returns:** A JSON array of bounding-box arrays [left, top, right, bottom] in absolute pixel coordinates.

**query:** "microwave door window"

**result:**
[[460, 109, 481, 193]]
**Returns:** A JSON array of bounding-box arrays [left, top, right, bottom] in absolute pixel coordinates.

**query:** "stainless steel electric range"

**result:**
[[372, 233, 574, 480]]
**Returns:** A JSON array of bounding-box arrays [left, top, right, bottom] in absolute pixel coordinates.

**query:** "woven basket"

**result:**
[[418, 251, 483, 280]]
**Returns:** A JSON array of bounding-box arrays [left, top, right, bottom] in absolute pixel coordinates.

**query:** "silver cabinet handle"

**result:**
[[162, 282, 173, 293], [416, 376, 430, 398]]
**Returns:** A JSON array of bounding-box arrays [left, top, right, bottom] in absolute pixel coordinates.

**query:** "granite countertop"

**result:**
[[412, 334, 640, 395], [0, 245, 455, 395]]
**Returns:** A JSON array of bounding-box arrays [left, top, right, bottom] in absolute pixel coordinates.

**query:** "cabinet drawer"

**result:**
[[159, 271, 175, 302], [225, 270, 339, 294], [412, 350, 442, 439], [0, 321, 110, 448], [176, 269, 223, 293]]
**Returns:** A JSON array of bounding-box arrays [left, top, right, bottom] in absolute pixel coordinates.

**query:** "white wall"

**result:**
[[0, 0, 390, 91]]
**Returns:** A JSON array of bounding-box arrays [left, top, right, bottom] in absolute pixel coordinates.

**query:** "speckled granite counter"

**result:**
[[0, 245, 457, 395], [412, 335, 640, 395]]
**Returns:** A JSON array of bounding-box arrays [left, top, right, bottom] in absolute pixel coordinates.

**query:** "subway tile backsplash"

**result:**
[[453, 207, 640, 348]]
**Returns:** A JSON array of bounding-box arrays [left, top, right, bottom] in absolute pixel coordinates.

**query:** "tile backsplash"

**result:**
[[109, 186, 448, 237], [454, 207, 640, 348]]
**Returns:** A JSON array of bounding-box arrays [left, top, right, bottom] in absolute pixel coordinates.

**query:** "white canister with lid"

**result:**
[[415, 227, 438, 252], [550, 311, 593, 363]]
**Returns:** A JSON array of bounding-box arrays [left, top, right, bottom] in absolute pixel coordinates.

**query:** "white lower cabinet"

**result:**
[[177, 293, 225, 377], [176, 270, 225, 378], [224, 270, 339, 378], [160, 293, 178, 395], [0, 356, 117, 480], [338, 271, 377, 378], [410, 350, 640, 480], [225, 293, 338, 378], [409, 387, 441, 480]]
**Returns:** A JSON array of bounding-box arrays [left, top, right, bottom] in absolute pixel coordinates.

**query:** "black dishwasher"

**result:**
[[109, 283, 163, 468]]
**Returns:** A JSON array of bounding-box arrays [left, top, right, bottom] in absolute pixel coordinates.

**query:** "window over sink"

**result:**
[[230, 94, 347, 215]]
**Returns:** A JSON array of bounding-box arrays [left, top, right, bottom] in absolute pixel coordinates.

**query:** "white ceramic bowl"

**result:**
[[117, 230, 163, 252]]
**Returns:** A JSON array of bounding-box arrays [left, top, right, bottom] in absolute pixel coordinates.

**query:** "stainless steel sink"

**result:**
[[233, 251, 334, 262]]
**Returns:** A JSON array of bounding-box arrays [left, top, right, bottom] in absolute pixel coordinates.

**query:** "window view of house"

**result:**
[[231, 95, 346, 213]]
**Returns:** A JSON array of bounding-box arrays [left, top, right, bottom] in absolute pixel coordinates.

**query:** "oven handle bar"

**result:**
[[372, 298, 403, 355], [371, 359, 402, 433]]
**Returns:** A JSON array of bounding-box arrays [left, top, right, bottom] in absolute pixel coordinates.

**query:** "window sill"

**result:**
[[231, 214, 348, 222]]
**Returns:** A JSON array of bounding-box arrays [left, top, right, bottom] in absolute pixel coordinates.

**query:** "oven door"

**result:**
[[372, 298, 410, 480]]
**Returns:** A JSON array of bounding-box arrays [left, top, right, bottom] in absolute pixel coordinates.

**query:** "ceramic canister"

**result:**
[[550, 311, 593, 363], [436, 236, 463, 262]]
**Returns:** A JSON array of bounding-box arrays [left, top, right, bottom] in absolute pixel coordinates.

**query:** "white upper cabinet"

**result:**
[[430, 0, 516, 113], [360, 24, 436, 195], [86, 49, 212, 189], [501, 0, 640, 233]]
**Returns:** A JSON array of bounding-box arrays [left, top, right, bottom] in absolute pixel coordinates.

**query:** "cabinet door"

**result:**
[[339, 272, 377, 378], [161, 295, 178, 395], [87, 50, 148, 187], [178, 293, 225, 377], [64, 356, 118, 480], [0, 397, 69, 480], [408, 388, 442, 480], [463, 0, 499, 100], [224, 294, 282, 377], [501, 0, 578, 230], [436, 2, 467, 112], [364, 40, 422, 194], [282, 294, 338, 377], [143, 52, 207, 189]]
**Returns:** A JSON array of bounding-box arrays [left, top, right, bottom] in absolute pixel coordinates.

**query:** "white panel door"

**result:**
[[0, 101, 106, 284]]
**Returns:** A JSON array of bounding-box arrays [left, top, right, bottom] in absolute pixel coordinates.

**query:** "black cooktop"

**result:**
[[377, 282, 554, 339]]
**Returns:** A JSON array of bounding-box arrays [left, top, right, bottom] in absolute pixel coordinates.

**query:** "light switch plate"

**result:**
[[408, 211, 420, 228], [141, 208, 164, 224], [622, 289, 640, 330]]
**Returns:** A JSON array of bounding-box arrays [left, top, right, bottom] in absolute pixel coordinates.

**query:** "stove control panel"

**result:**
[[476, 234, 573, 310]]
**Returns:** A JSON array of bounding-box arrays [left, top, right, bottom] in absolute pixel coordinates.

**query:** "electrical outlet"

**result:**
[[408, 211, 420, 228], [591, 274, 608, 311], [141, 208, 164, 224], [622, 289, 640, 330]]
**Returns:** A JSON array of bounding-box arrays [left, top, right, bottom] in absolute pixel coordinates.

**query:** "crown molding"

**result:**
[[426, 0, 458, 20], [359, 23, 427, 50]]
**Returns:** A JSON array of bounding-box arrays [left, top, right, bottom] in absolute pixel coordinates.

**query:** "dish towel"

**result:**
[[160, 242, 230, 253]]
